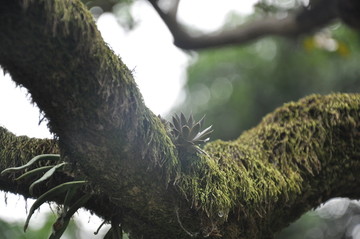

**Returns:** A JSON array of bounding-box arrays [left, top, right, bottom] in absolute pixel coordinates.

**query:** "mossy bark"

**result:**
[[0, 1, 360, 238]]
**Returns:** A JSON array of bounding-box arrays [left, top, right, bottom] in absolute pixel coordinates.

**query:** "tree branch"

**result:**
[[1, 1, 360, 238], [0, 0, 182, 236], [148, 0, 338, 50], [0, 127, 126, 223]]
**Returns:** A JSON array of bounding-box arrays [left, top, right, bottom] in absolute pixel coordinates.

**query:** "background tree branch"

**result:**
[[148, 0, 341, 50]]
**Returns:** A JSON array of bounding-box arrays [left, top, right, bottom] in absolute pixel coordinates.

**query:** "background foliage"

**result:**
[[0, 213, 78, 239], [175, 25, 360, 140]]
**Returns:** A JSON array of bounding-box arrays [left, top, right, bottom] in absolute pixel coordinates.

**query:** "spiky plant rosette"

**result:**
[[170, 113, 213, 154]]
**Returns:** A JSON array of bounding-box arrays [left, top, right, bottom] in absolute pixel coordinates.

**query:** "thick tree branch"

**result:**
[[1, 1, 360, 238], [0, 127, 121, 222], [0, 0, 183, 236], [148, 0, 338, 50], [2, 93, 360, 238]]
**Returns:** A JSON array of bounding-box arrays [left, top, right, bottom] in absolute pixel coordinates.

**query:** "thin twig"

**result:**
[[175, 207, 199, 237]]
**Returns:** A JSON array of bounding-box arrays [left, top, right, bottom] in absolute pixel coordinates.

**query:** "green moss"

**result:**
[[0, 127, 59, 192], [2, 2, 360, 237], [139, 110, 180, 184], [173, 93, 360, 237]]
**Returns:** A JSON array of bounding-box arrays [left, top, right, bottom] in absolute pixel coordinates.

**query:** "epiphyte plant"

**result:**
[[1, 154, 89, 239], [170, 113, 213, 154]]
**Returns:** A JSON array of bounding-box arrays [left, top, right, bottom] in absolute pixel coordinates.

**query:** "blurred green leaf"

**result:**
[[174, 25, 360, 140]]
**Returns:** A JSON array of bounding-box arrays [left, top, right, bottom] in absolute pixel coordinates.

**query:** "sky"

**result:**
[[0, 0, 256, 237]]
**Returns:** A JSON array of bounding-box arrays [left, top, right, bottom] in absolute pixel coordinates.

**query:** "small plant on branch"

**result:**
[[170, 113, 213, 155], [1, 154, 89, 239]]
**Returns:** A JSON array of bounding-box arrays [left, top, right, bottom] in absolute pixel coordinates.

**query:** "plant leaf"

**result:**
[[194, 146, 209, 156], [193, 126, 213, 142], [181, 125, 191, 139], [198, 115, 206, 128], [172, 116, 181, 131], [63, 186, 78, 212], [180, 113, 187, 127], [174, 113, 180, 124], [24, 180, 87, 232], [29, 162, 67, 196], [1, 154, 60, 175], [188, 114, 194, 128], [64, 194, 91, 220], [50, 194, 91, 239], [15, 165, 54, 181], [189, 122, 201, 140]]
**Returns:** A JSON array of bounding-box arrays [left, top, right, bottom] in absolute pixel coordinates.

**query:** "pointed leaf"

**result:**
[[29, 162, 67, 195], [194, 146, 210, 156], [15, 165, 54, 181], [174, 113, 180, 123], [193, 138, 210, 144], [50, 194, 91, 239], [180, 112, 187, 126], [181, 125, 191, 139], [1, 154, 60, 175], [172, 129, 180, 137], [63, 186, 78, 212], [64, 194, 91, 219], [193, 126, 213, 142], [172, 116, 181, 131], [24, 180, 87, 232], [188, 114, 194, 128], [189, 122, 201, 140], [198, 115, 206, 128]]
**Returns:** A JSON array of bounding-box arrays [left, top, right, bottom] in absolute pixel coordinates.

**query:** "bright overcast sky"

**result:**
[[0, 0, 256, 237]]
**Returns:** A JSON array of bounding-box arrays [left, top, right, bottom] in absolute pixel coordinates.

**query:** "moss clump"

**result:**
[[174, 93, 360, 237]]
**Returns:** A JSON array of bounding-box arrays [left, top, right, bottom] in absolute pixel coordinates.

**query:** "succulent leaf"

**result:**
[[170, 113, 213, 154], [199, 115, 206, 128], [172, 116, 181, 131], [189, 122, 201, 139], [180, 113, 187, 127], [188, 114, 194, 128], [175, 113, 181, 124], [194, 126, 213, 142], [181, 125, 191, 138]]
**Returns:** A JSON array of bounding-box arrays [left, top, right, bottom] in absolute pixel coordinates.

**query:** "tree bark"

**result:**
[[148, 0, 338, 50], [0, 1, 360, 238]]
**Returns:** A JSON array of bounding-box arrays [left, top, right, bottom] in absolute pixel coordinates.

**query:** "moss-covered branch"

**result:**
[[1, 93, 360, 238], [0, 1, 360, 238], [174, 93, 360, 238], [0, 127, 125, 222], [0, 0, 186, 237], [0, 127, 59, 196]]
